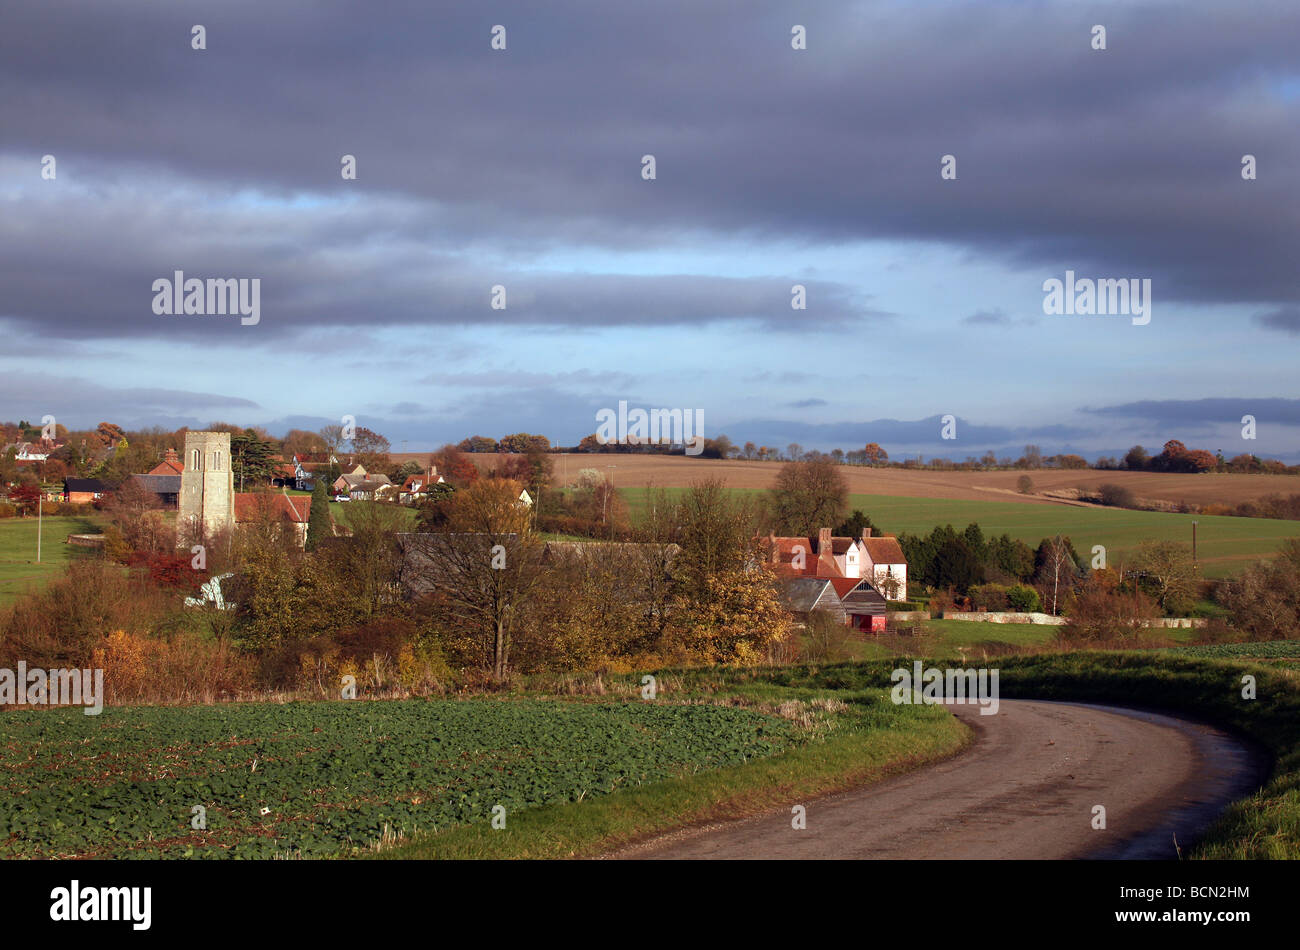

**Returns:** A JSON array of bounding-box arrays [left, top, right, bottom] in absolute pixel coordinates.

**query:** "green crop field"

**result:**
[[0, 515, 105, 607], [1159, 640, 1300, 659], [0, 697, 805, 859], [620, 486, 1299, 578]]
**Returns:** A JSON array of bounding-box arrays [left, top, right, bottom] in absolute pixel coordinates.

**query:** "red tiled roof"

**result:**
[[148, 459, 184, 476], [828, 577, 864, 598], [767, 536, 844, 579], [234, 493, 311, 523], [861, 536, 906, 565]]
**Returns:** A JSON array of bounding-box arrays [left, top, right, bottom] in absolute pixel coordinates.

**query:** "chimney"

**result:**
[[862, 527, 872, 540], [164, 447, 179, 464], [818, 527, 832, 552]]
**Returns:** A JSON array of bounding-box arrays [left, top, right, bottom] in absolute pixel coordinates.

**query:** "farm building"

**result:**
[[127, 473, 181, 508], [780, 577, 847, 626], [834, 578, 888, 632]]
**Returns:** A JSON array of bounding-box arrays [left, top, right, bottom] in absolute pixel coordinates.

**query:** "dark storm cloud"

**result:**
[[0, 372, 260, 431], [961, 308, 1039, 328], [963, 309, 1011, 326], [723, 415, 1096, 452], [1083, 398, 1300, 428], [1, 0, 1297, 344], [1255, 307, 1300, 334], [418, 370, 637, 389], [0, 191, 869, 338]]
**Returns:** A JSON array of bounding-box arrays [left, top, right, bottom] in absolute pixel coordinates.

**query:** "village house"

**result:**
[[337, 474, 392, 500], [269, 456, 299, 489], [398, 467, 445, 504], [148, 448, 185, 476], [3, 441, 52, 462], [767, 527, 907, 601], [62, 477, 112, 503], [765, 526, 908, 633]]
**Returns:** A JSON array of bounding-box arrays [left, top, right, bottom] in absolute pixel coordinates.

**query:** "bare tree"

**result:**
[[402, 479, 545, 682], [1036, 535, 1079, 615], [768, 458, 848, 536], [340, 500, 407, 617], [318, 424, 344, 456]]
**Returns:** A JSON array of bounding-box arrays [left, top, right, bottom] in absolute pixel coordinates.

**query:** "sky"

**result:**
[[1, 0, 1297, 460]]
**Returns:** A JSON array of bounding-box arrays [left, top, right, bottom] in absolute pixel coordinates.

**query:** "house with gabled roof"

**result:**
[[766, 527, 907, 601], [335, 474, 392, 500], [857, 531, 907, 601], [4, 441, 51, 462], [399, 467, 446, 503], [148, 448, 185, 476]]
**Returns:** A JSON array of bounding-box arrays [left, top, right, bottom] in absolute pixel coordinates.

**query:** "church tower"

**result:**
[[179, 431, 235, 540]]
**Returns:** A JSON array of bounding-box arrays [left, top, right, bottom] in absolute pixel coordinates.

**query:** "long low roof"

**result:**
[[131, 474, 181, 493], [64, 478, 111, 492]]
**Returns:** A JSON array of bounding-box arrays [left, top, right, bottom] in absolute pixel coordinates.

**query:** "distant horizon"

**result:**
[[11, 416, 1296, 471]]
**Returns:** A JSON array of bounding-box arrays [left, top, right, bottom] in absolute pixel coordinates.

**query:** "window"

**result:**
[[213, 451, 222, 471], [191, 449, 201, 470]]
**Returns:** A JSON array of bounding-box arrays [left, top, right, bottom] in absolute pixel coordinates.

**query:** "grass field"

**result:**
[[0, 515, 104, 607], [846, 492, 1297, 578], [835, 617, 1202, 662], [620, 485, 1298, 578]]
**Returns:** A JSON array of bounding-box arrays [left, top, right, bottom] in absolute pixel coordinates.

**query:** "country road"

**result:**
[[610, 700, 1268, 860]]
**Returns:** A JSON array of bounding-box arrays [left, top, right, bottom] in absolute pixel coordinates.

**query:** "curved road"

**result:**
[[611, 700, 1267, 860]]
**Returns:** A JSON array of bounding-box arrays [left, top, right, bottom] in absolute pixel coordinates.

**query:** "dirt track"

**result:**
[[609, 700, 1266, 860]]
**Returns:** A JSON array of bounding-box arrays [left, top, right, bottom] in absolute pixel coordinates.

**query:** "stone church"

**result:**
[[178, 429, 313, 546], [179, 430, 235, 538]]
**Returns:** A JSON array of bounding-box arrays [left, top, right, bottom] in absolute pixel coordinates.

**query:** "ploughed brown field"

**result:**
[[389, 452, 1299, 509]]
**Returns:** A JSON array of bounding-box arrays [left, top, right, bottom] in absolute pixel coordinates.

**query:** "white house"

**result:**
[[3, 441, 50, 462], [856, 529, 908, 601]]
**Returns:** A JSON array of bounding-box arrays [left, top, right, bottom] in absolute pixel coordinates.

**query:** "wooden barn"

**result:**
[[833, 578, 888, 633], [780, 577, 847, 626]]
